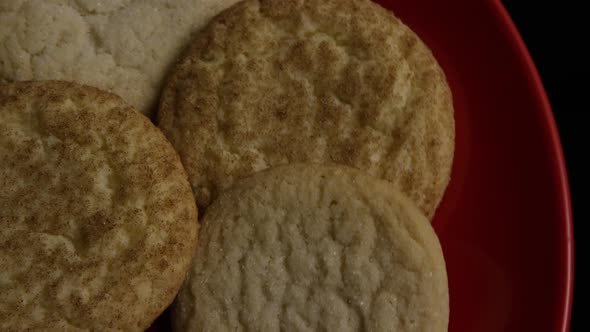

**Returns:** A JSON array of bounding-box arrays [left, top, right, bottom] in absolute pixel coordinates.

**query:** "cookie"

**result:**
[[173, 164, 449, 331], [0, 0, 241, 116], [157, 0, 455, 219], [0, 81, 198, 331]]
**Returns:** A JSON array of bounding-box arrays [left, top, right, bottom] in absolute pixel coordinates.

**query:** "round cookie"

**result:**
[[0, 0, 242, 116], [173, 164, 449, 331], [158, 0, 455, 219], [0, 81, 198, 331]]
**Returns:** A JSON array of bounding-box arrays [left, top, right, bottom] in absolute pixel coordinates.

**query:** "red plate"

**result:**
[[149, 0, 573, 331], [378, 0, 573, 331]]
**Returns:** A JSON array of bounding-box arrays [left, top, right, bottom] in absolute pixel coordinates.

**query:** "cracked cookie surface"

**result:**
[[158, 0, 455, 219], [0, 0, 241, 116], [173, 164, 448, 331], [0, 81, 198, 331]]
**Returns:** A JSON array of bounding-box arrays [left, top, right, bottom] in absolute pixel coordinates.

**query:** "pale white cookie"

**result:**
[[0, 0, 241, 115], [173, 164, 449, 331]]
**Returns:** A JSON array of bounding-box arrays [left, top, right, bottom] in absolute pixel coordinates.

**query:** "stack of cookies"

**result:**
[[1, 0, 454, 331]]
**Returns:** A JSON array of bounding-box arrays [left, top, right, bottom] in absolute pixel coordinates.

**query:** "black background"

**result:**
[[503, 1, 586, 331]]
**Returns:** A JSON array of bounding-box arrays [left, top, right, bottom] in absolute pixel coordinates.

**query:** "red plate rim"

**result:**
[[488, 1, 573, 330]]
